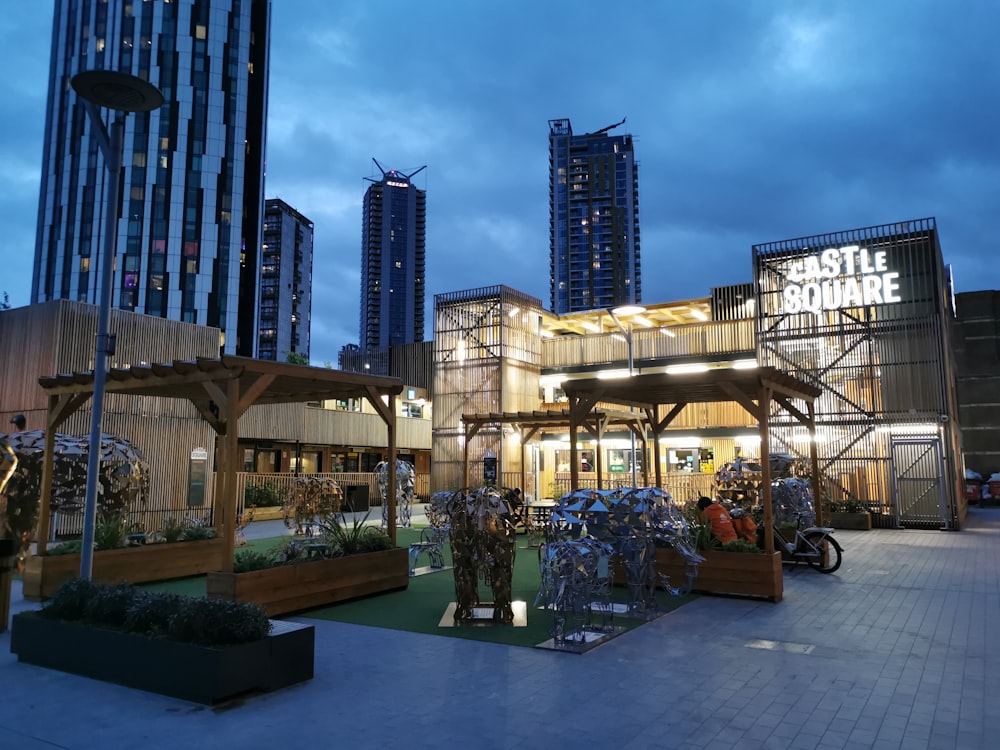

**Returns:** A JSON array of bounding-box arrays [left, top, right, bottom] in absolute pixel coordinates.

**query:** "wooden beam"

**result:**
[[654, 402, 687, 432], [774, 394, 809, 427], [719, 381, 761, 421], [34, 394, 60, 555], [235, 373, 276, 417], [759, 385, 775, 555], [219, 377, 240, 573]]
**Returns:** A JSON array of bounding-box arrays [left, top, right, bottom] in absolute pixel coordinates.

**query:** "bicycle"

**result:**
[[767, 510, 843, 574]]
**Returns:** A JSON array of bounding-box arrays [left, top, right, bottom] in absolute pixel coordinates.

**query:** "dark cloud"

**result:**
[[2, 0, 997, 365]]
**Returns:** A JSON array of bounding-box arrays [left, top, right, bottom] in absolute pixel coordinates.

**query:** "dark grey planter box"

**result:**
[[9, 613, 314, 704]]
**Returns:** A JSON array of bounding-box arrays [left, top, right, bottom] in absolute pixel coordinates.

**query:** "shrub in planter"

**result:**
[[179, 519, 217, 542], [13, 577, 313, 704], [719, 539, 763, 554], [46, 539, 85, 556], [233, 549, 278, 574], [160, 515, 185, 543], [39, 577, 270, 645], [316, 512, 393, 556]]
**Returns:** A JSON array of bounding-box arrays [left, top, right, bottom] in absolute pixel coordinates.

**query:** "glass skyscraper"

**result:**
[[32, 0, 270, 356], [359, 161, 426, 350], [549, 118, 641, 315], [259, 198, 312, 362]]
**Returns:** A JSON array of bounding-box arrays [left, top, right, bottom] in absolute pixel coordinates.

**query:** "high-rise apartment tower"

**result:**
[[549, 118, 641, 314], [258, 198, 312, 362], [359, 160, 426, 349], [32, 0, 270, 356]]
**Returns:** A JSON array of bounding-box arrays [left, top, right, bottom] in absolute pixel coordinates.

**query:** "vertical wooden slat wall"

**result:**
[[1, 300, 220, 536]]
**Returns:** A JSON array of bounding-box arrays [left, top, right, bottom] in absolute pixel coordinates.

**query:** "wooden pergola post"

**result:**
[[758, 384, 775, 555]]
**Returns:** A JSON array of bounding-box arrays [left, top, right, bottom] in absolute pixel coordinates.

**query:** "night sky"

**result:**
[[1, 1, 997, 364]]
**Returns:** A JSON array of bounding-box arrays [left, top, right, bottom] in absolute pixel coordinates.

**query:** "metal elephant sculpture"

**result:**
[[436, 486, 519, 624]]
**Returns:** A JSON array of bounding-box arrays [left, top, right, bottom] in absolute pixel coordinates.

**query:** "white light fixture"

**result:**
[[581, 321, 602, 333], [661, 328, 677, 338], [666, 363, 710, 375], [611, 304, 646, 316], [691, 309, 709, 321], [732, 359, 758, 369], [597, 369, 632, 379], [632, 315, 654, 327]]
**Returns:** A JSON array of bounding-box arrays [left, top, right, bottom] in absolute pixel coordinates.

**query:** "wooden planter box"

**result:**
[[830, 511, 872, 530], [249, 506, 285, 522], [10, 612, 314, 704], [638, 548, 783, 602], [23, 538, 227, 601], [206, 546, 409, 617]]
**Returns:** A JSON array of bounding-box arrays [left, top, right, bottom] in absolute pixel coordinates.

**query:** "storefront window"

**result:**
[[669, 448, 714, 473]]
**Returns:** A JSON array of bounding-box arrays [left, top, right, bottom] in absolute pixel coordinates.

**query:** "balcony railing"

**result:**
[[542, 319, 754, 369]]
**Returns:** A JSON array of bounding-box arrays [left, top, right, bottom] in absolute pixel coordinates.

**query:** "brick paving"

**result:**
[[2, 506, 999, 749]]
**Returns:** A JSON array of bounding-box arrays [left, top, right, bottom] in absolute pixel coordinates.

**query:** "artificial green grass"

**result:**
[[303, 527, 696, 649], [139, 528, 697, 649]]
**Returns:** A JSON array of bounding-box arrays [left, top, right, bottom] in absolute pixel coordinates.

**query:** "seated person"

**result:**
[[697, 496, 737, 545], [728, 506, 758, 543]]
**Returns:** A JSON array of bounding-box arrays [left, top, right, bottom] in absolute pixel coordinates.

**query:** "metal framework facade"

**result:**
[[431, 286, 545, 492], [753, 218, 964, 528]]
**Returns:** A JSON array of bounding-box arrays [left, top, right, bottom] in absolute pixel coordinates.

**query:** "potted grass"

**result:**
[[23, 515, 226, 601], [207, 511, 408, 616], [10, 577, 314, 704]]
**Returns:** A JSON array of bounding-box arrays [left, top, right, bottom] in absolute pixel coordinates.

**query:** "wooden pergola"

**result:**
[[561, 367, 824, 555], [34, 356, 405, 568], [461, 408, 650, 491]]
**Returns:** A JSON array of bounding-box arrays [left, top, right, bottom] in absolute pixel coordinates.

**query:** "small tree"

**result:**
[[0, 292, 10, 310], [286, 351, 309, 366]]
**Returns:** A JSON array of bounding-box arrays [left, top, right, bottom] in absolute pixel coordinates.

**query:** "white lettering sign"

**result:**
[[782, 245, 902, 314]]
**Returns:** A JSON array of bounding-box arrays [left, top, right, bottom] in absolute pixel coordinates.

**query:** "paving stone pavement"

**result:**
[[3, 506, 999, 749]]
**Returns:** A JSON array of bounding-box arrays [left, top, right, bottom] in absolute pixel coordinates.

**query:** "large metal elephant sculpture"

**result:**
[[436, 486, 519, 624]]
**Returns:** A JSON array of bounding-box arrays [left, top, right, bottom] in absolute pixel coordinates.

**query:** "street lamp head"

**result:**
[[71, 69, 163, 112]]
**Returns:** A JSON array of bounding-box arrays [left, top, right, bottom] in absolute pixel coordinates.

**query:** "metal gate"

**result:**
[[889, 437, 950, 529]]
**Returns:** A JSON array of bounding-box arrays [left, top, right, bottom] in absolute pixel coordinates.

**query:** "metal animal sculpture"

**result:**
[[535, 535, 615, 643], [376, 459, 415, 529], [439, 486, 519, 624], [548, 487, 702, 613]]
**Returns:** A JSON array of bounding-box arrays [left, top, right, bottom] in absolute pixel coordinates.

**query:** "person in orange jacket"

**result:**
[[729, 506, 759, 543], [697, 496, 737, 544]]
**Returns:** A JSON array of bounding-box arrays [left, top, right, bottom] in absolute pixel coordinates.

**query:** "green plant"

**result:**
[[680, 502, 715, 551], [39, 578, 271, 646], [830, 496, 868, 514], [160, 515, 185, 543], [233, 549, 277, 573], [82, 581, 137, 627], [179, 519, 216, 541], [39, 577, 101, 621], [244, 481, 284, 508], [46, 539, 85, 556], [94, 515, 128, 550], [317, 511, 393, 556], [123, 591, 184, 637], [719, 539, 763, 554], [167, 596, 271, 646]]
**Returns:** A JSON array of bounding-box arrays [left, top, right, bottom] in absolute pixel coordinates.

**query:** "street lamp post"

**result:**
[[608, 305, 646, 488], [71, 70, 163, 580]]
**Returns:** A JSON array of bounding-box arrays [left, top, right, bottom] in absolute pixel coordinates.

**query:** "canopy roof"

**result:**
[[38, 355, 404, 405], [560, 366, 822, 412], [33, 356, 405, 560]]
